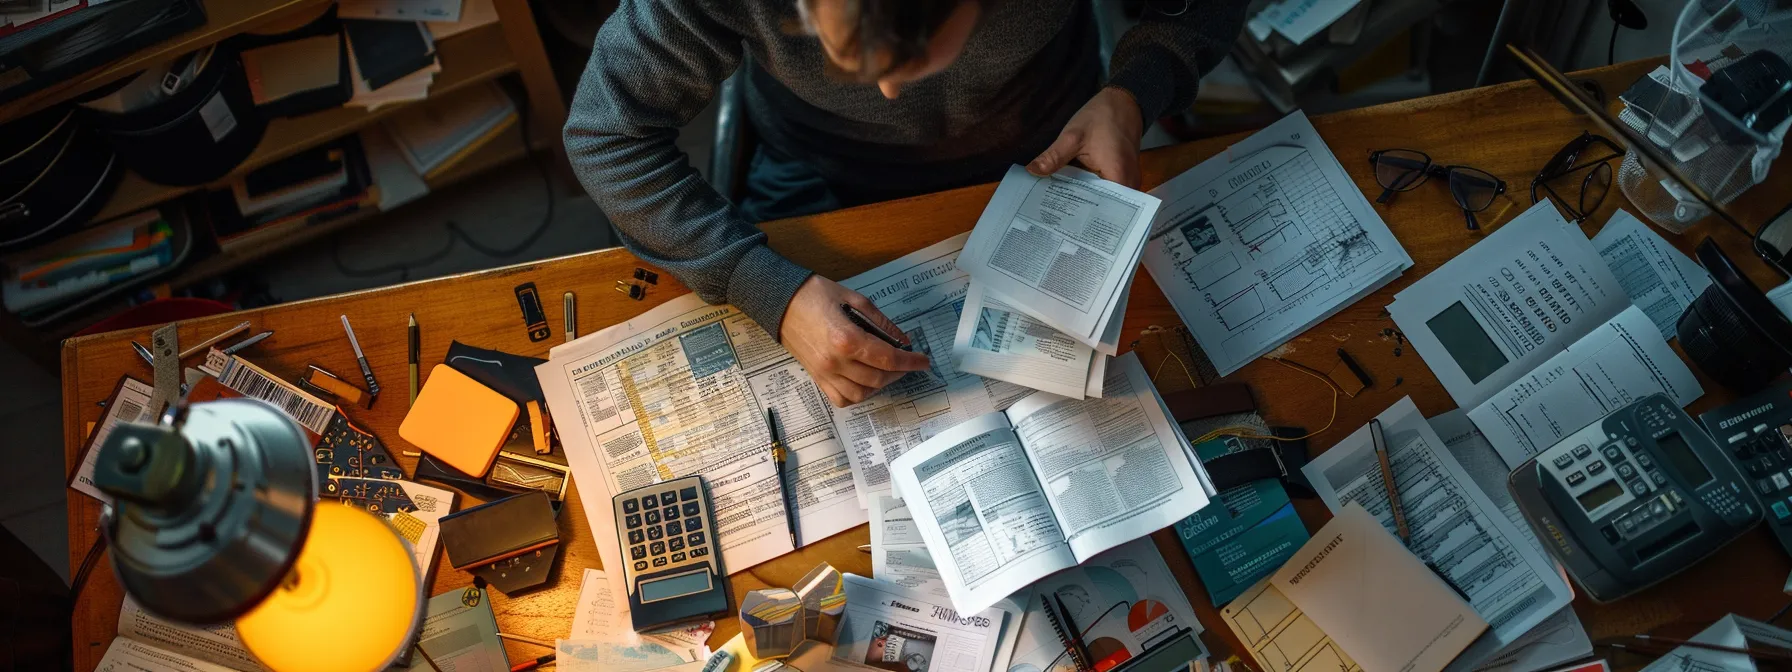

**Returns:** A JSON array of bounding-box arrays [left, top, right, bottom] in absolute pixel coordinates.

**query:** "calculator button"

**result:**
[[1602, 445, 1624, 461], [650, 541, 665, 555], [645, 510, 661, 525], [681, 487, 699, 501], [664, 506, 680, 521], [1617, 464, 1637, 480], [669, 537, 685, 552], [1586, 461, 1607, 475], [629, 530, 644, 545], [1600, 525, 1621, 543], [1736, 443, 1755, 460], [1552, 454, 1576, 470], [648, 526, 663, 540], [685, 518, 702, 532], [1649, 500, 1668, 517], [642, 494, 659, 508], [666, 522, 682, 537], [1761, 479, 1778, 496], [626, 514, 641, 528], [1748, 462, 1768, 478], [653, 557, 668, 567], [1629, 481, 1650, 496], [1651, 471, 1668, 486], [623, 498, 639, 514], [1566, 470, 1586, 486], [688, 531, 706, 546], [1775, 501, 1792, 521], [1572, 444, 1593, 459], [1635, 453, 1653, 468], [683, 502, 700, 517], [691, 547, 708, 558], [1774, 473, 1790, 490], [631, 545, 647, 560], [672, 551, 687, 562], [635, 561, 648, 571]]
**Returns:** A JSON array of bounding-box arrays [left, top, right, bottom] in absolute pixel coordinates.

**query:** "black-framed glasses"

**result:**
[[1369, 149, 1507, 231], [1752, 201, 1792, 279], [1531, 132, 1623, 224]]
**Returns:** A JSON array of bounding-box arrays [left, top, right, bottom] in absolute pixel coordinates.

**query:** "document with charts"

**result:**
[[834, 233, 1035, 504], [887, 353, 1214, 614], [961, 166, 1158, 348], [538, 294, 868, 606], [1140, 110, 1412, 376], [954, 282, 1111, 399], [1300, 397, 1574, 670]]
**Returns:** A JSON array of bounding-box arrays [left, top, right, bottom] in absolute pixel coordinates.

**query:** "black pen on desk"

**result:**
[[1052, 594, 1095, 672], [840, 303, 911, 351], [768, 408, 801, 549], [408, 314, 420, 406]]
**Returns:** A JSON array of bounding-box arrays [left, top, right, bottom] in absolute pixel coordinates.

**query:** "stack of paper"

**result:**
[[1140, 111, 1412, 377], [344, 20, 440, 110], [382, 81, 517, 178], [957, 166, 1159, 398], [1388, 201, 1704, 468]]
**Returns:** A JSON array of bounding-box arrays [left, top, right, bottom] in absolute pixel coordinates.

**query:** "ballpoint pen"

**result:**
[[1050, 594, 1095, 672], [768, 408, 801, 549], [340, 315, 381, 406], [408, 314, 420, 406], [179, 320, 251, 360], [220, 331, 272, 355], [1371, 419, 1412, 542], [564, 292, 576, 342], [839, 303, 912, 351]]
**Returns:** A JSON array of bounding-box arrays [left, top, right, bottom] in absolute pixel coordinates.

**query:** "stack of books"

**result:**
[[211, 135, 377, 252], [3, 210, 175, 314]]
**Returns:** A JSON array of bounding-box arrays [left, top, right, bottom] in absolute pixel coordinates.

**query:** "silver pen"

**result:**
[[340, 315, 382, 405], [563, 292, 576, 343], [220, 331, 273, 355]]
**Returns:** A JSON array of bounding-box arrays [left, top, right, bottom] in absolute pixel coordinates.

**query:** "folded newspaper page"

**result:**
[[829, 574, 1019, 672]]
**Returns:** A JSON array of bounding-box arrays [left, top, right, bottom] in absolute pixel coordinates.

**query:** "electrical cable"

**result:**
[[68, 533, 107, 605], [330, 95, 557, 280], [1607, 20, 1621, 66]]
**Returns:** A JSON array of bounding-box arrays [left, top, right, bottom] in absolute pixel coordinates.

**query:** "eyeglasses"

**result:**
[[1752, 201, 1792, 279], [1531, 132, 1623, 224], [1369, 149, 1507, 231]]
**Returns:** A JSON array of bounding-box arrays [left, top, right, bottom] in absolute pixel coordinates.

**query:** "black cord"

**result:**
[[68, 534, 107, 604], [1607, 20, 1621, 66], [331, 101, 557, 280], [1771, 599, 1792, 624]]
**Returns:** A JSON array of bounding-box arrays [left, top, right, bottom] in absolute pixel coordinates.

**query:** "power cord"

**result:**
[[331, 102, 558, 281], [68, 533, 107, 605]]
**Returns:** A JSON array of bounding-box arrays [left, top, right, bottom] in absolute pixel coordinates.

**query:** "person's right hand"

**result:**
[[780, 275, 931, 407]]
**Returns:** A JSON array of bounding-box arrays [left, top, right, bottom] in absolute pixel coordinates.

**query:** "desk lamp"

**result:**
[[92, 398, 424, 672]]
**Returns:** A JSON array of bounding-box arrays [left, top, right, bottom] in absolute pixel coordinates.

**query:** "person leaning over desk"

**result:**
[[565, 0, 1247, 406]]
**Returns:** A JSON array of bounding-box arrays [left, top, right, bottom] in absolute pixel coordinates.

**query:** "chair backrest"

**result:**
[[709, 54, 758, 203]]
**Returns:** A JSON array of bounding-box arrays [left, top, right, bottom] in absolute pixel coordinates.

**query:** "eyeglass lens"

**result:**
[[1755, 204, 1792, 277], [1373, 150, 1432, 192], [1448, 168, 1502, 212]]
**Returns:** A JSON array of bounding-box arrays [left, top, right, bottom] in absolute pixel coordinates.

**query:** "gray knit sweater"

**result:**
[[564, 0, 1247, 338]]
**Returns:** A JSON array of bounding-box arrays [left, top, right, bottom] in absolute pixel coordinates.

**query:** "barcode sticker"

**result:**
[[201, 349, 230, 376], [217, 357, 334, 435], [71, 378, 156, 503]]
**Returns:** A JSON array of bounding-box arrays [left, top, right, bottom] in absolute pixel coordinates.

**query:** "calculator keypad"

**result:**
[[615, 477, 718, 592]]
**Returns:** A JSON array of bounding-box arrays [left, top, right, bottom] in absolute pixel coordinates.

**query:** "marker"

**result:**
[[408, 314, 420, 406]]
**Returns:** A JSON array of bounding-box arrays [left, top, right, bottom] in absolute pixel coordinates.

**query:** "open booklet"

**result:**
[[888, 352, 1215, 614]]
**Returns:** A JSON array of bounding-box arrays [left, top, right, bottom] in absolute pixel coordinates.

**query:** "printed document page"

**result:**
[[96, 637, 239, 672], [961, 166, 1159, 345], [1140, 110, 1411, 376], [1390, 201, 1628, 408], [1004, 352, 1213, 559], [117, 596, 266, 671], [1591, 209, 1711, 340], [871, 495, 952, 600], [954, 282, 1105, 399], [889, 412, 1079, 615], [1300, 398, 1573, 668], [836, 234, 1033, 504], [829, 574, 1015, 672], [1467, 305, 1704, 469], [538, 294, 867, 605], [1007, 539, 1207, 672]]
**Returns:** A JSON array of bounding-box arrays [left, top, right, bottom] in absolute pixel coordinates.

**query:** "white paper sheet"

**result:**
[[1141, 110, 1412, 376], [1301, 398, 1574, 668], [1253, 0, 1364, 45], [1467, 305, 1704, 468], [1006, 539, 1207, 672], [830, 574, 1014, 672], [871, 496, 952, 599], [71, 377, 155, 504], [569, 568, 712, 661], [954, 283, 1104, 399], [1591, 209, 1712, 340], [1638, 615, 1792, 672], [1390, 201, 1628, 409], [961, 166, 1158, 346]]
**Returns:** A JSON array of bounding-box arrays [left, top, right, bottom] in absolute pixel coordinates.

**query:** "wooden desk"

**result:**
[[62, 58, 1792, 671]]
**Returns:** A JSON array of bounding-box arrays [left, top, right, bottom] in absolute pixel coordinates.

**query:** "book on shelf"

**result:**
[[2, 211, 173, 314], [210, 135, 378, 253], [383, 80, 517, 179]]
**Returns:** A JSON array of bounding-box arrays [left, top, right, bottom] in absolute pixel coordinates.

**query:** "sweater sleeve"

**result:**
[[563, 0, 813, 338], [1104, 0, 1252, 124]]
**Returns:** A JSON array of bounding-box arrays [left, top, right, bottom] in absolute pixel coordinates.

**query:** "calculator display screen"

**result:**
[[1576, 480, 1625, 512], [641, 570, 711, 602], [1656, 431, 1712, 486]]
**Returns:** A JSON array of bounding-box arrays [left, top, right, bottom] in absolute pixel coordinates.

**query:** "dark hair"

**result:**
[[798, 0, 970, 82]]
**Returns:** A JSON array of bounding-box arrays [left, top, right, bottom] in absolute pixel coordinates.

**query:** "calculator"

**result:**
[[613, 475, 730, 632], [1699, 378, 1792, 557]]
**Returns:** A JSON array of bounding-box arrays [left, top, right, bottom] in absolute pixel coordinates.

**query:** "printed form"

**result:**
[[954, 281, 1111, 399], [1140, 111, 1411, 376], [1591, 209, 1711, 340], [1300, 397, 1573, 669], [961, 166, 1158, 347], [835, 234, 1034, 504]]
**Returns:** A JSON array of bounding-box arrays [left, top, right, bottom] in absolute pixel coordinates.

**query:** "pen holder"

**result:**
[[740, 563, 846, 660]]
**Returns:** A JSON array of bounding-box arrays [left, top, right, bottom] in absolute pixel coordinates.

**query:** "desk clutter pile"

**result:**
[[0, 0, 518, 330], [71, 55, 1792, 672]]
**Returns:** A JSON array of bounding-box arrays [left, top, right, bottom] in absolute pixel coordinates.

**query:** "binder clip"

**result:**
[[614, 267, 661, 301]]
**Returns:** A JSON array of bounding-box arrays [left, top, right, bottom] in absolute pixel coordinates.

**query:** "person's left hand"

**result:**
[[1027, 86, 1145, 188]]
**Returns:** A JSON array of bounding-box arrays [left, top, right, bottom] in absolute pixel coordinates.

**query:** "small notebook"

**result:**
[[400, 364, 518, 477]]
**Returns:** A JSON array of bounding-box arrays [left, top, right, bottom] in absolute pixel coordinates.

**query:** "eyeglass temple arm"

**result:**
[[1463, 208, 1481, 231], [1377, 188, 1398, 205]]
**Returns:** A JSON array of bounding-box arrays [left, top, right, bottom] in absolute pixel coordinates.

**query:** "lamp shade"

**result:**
[[236, 504, 424, 672]]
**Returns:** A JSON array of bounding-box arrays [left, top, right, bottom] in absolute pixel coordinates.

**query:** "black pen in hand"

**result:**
[[840, 303, 912, 351]]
